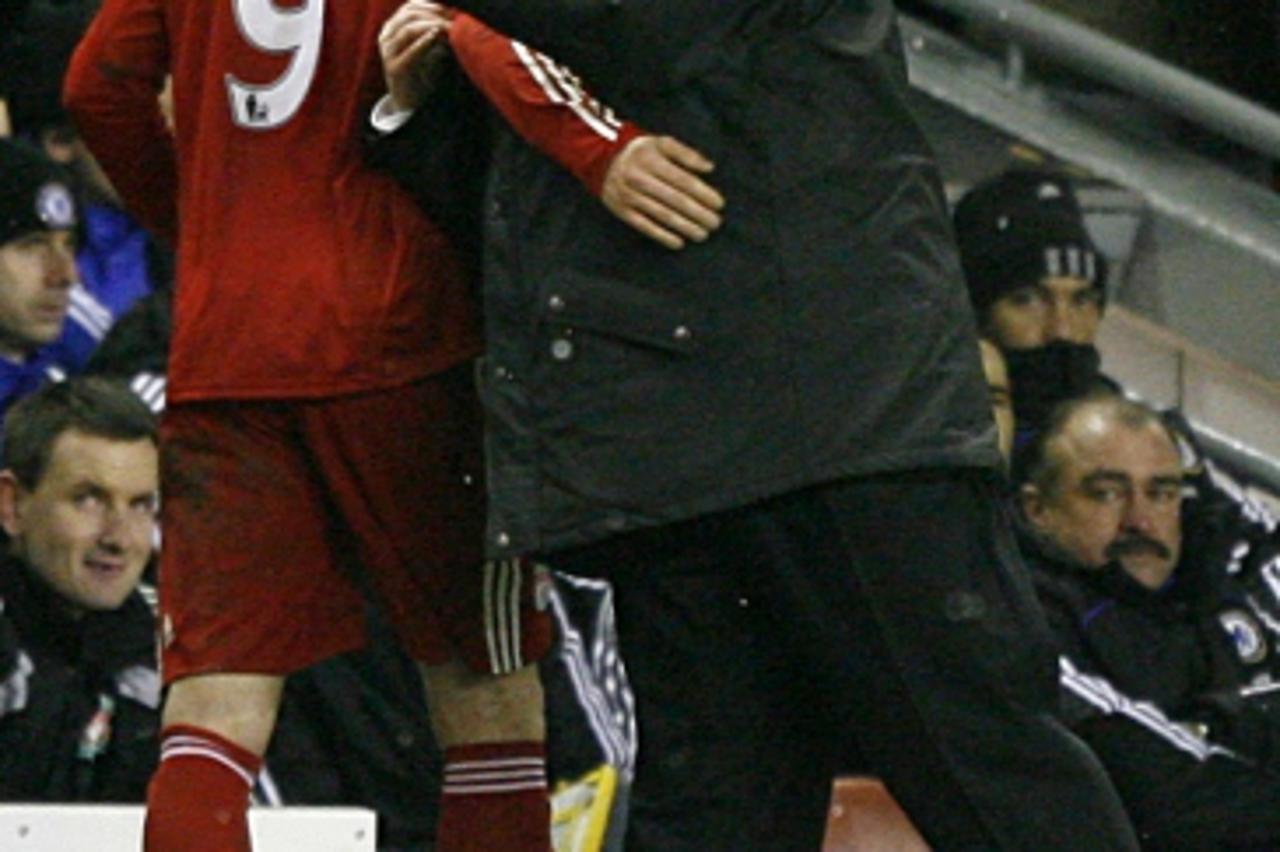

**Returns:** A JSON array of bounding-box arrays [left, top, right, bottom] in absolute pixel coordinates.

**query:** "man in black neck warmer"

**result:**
[[953, 166, 1276, 582], [953, 166, 1113, 454]]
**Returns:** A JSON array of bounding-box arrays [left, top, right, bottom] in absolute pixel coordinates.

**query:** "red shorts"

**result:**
[[157, 369, 551, 684]]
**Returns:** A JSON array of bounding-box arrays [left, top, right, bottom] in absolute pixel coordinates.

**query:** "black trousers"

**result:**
[[547, 468, 1139, 851]]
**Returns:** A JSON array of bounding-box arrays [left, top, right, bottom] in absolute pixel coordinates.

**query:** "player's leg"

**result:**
[[421, 658, 550, 851], [160, 672, 285, 755], [421, 658, 544, 745], [144, 673, 285, 852], [307, 370, 553, 851], [148, 403, 368, 852]]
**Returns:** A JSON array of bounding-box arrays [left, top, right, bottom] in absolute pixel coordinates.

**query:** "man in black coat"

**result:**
[[375, 2, 1139, 847], [952, 166, 1113, 452]]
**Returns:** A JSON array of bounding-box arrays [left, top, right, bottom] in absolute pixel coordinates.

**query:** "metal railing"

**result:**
[[1192, 421, 1280, 511], [915, 0, 1280, 160], [908, 0, 1280, 499]]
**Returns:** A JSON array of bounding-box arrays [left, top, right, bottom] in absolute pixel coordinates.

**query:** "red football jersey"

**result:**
[[66, 0, 480, 401]]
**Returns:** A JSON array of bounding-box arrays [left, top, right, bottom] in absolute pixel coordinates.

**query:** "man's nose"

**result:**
[[1120, 494, 1158, 535], [1045, 303, 1076, 343], [45, 243, 78, 288], [96, 506, 129, 548]]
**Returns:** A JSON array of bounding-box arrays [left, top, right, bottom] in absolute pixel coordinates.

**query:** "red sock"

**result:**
[[144, 724, 263, 852], [437, 741, 551, 851]]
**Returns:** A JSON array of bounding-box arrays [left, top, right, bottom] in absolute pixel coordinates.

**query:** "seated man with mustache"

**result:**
[[1017, 390, 1280, 849]]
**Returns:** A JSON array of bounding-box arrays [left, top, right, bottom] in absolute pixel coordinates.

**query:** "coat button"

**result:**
[[551, 339, 574, 361], [673, 325, 692, 341], [547, 294, 565, 312], [943, 591, 987, 622], [495, 531, 511, 548]]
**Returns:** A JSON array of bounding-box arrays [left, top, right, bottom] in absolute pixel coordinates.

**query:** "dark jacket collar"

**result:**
[[0, 552, 154, 679]]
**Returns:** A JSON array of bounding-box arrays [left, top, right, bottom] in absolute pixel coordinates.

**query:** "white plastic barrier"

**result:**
[[0, 805, 376, 851]]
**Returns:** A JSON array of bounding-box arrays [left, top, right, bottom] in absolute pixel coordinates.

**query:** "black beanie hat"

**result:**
[[0, 139, 81, 247], [952, 168, 1107, 317]]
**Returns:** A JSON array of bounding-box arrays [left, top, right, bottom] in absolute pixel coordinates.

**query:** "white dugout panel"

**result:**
[[0, 805, 376, 851]]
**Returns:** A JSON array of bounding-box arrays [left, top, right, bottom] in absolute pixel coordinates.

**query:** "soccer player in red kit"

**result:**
[[63, 1, 552, 849]]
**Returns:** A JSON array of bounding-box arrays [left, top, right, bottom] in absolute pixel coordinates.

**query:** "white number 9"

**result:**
[[226, 0, 325, 130]]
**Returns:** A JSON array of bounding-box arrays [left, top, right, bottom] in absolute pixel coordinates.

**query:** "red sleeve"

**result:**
[[63, 0, 177, 244], [448, 13, 643, 197]]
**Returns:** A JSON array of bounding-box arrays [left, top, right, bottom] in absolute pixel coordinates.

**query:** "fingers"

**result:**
[[635, 163, 724, 232], [380, 0, 449, 35], [401, 25, 447, 69], [602, 135, 725, 249], [379, 1, 449, 62], [381, 10, 447, 61], [655, 135, 714, 174], [379, 1, 452, 110], [651, 135, 723, 213], [383, 24, 442, 77], [615, 209, 687, 251], [620, 192, 707, 249]]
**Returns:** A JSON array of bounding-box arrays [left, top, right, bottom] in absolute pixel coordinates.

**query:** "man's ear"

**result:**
[[0, 470, 26, 539], [39, 126, 77, 166], [1019, 482, 1045, 525]]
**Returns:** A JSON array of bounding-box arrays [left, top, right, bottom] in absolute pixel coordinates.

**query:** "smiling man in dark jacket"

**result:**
[[376, 1, 1139, 847], [0, 377, 161, 802]]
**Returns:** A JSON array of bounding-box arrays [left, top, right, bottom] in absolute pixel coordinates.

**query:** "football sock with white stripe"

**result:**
[[144, 724, 262, 852], [437, 741, 551, 851]]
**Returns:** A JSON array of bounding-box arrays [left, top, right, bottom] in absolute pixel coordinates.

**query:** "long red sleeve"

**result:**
[[63, 0, 177, 245], [448, 13, 643, 196]]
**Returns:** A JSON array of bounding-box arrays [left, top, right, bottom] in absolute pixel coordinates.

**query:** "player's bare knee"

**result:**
[[420, 660, 545, 746], [161, 672, 286, 757]]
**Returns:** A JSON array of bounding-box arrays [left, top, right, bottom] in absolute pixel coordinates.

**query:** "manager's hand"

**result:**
[[601, 135, 725, 250]]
